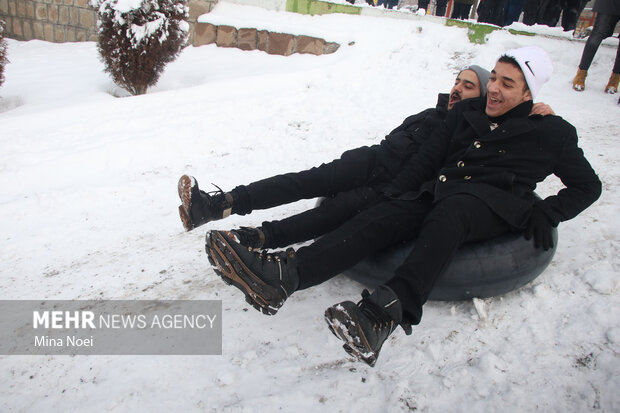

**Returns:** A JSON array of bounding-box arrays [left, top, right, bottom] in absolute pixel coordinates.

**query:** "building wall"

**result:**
[[0, 0, 217, 43]]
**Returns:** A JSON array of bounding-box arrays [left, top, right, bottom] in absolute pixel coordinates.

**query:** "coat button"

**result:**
[[498, 149, 506, 154], [474, 141, 482, 148], [439, 175, 447, 182], [464, 175, 472, 180], [457, 160, 465, 167]]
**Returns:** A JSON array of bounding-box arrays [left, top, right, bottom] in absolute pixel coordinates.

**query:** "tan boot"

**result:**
[[573, 69, 587, 91], [605, 72, 620, 94]]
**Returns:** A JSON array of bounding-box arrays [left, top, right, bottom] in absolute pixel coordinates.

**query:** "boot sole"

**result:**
[[178, 175, 195, 231], [206, 231, 284, 315], [324, 303, 378, 367]]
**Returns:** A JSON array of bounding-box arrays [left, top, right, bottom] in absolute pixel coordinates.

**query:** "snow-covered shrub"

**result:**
[[91, 0, 189, 95], [0, 20, 8, 89]]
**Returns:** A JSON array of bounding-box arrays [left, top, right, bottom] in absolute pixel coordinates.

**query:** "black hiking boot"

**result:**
[[177, 175, 234, 231], [324, 287, 411, 367], [205, 230, 299, 315], [230, 226, 268, 250]]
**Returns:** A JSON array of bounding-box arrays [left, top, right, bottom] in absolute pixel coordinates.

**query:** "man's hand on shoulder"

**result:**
[[530, 102, 555, 117]]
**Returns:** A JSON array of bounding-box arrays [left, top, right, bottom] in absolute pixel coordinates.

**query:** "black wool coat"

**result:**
[[387, 97, 602, 229]]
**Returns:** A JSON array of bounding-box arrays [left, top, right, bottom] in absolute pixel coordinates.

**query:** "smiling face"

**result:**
[[485, 61, 532, 117], [448, 69, 481, 110]]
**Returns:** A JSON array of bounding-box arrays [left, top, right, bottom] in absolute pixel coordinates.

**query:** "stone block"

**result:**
[[54, 25, 64, 41], [324, 42, 340, 54], [43, 22, 53, 39], [22, 19, 32, 38], [48, 4, 58, 22], [36, 4, 47, 20], [237, 28, 257, 51], [33, 20, 44, 37], [78, 8, 94, 28], [75, 0, 88, 7], [64, 0, 72, 4], [267, 32, 294, 56], [257, 30, 268, 52], [215, 25, 236, 48], [26, 1, 34, 17], [69, 6, 78, 24], [0, 0, 8, 14], [17, 0, 25, 16], [295, 35, 325, 55], [8, 0, 16, 14], [58, 5, 68, 23], [188, 0, 211, 22], [12, 17, 23, 36], [194, 22, 216, 46], [65, 26, 75, 41], [76, 29, 86, 41]]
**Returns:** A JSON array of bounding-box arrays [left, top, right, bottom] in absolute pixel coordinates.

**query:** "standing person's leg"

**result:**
[[489, 0, 508, 25], [574, 14, 619, 91], [604, 18, 620, 93], [503, 0, 526, 25], [522, 0, 540, 24], [435, 0, 448, 16], [384, 195, 511, 324]]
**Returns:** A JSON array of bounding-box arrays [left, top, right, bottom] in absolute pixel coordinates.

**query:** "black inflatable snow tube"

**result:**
[[344, 227, 558, 301]]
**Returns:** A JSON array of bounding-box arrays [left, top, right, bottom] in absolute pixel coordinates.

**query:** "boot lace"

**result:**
[[358, 290, 395, 332]]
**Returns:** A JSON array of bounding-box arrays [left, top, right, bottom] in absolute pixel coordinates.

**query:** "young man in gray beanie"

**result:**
[[206, 46, 600, 367], [179, 65, 549, 251]]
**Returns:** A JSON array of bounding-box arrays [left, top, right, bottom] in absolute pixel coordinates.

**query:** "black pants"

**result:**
[[295, 194, 511, 325], [231, 145, 395, 247], [451, 3, 473, 19], [477, 0, 508, 25], [579, 13, 620, 74], [503, 0, 525, 25]]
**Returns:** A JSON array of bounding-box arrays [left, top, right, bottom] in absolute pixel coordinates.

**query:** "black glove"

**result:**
[[524, 206, 555, 250]]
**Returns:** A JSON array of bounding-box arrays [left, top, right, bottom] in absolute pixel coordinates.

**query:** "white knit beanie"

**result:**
[[504, 46, 554, 99]]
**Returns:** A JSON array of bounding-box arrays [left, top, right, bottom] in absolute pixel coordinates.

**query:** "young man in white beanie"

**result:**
[[179, 65, 554, 251], [205, 47, 597, 367]]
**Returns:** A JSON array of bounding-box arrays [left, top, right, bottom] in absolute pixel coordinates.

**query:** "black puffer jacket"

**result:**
[[374, 93, 449, 177], [387, 97, 602, 228]]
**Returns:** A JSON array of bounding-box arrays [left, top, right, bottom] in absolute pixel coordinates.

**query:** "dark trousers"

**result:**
[[503, 0, 526, 25], [263, 187, 381, 248], [295, 194, 511, 324], [579, 13, 620, 74], [451, 3, 473, 19], [522, 0, 540, 24], [418, 0, 430, 10], [477, 0, 508, 25], [231, 145, 394, 247], [435, 0, 449, 16]]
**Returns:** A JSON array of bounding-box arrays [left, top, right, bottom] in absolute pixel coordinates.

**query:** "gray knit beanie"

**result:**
[[459, 64, 491, 96]]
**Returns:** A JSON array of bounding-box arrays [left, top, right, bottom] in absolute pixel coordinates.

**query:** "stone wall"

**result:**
[[194, 22, 340, 56], [0, 0, 217, 43], [0, 0, 98, 42]]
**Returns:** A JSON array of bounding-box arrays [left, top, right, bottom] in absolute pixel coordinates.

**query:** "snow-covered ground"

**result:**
[[1, 4, 619, 412]]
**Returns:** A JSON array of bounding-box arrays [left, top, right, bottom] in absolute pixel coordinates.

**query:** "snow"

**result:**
[[1, 4, 619, 412]]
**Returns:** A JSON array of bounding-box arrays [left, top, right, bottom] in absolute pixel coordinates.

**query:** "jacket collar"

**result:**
[[463, 100, 537, 141]]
